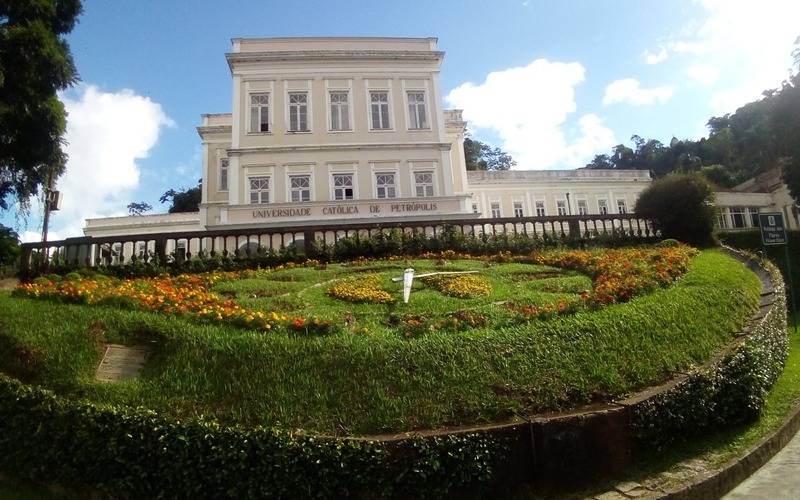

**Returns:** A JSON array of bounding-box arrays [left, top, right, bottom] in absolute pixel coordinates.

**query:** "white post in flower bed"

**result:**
[[392, 269, 480, 304]]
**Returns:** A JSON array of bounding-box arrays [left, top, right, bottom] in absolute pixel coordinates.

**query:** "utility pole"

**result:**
[[40, 166, 55, 272]]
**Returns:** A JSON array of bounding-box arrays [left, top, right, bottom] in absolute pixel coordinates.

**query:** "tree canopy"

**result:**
[[0, 0, 83, 210], [127, 201, 152, 216], [160, 180, 201, 213], [463, 136, 516, 171], [586, 44, 800, 199], [0, 223, 20, 269], [634, 173, 716, 247]]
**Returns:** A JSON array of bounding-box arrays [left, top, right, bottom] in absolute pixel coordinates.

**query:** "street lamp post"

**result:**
[[565, 192, 572, 215]]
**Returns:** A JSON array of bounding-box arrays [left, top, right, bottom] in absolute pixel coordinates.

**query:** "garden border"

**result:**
[[0, 248, 788, 498]]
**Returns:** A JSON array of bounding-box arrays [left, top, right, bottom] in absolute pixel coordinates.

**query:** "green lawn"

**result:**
[[0, 250, 760, 435]]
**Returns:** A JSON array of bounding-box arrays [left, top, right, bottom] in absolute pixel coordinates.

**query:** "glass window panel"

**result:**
[[219, 159, 228, 191], [249, 93, 269, 133]]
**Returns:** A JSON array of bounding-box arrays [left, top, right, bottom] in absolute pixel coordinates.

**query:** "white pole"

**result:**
[[402, 268, 414, 304]]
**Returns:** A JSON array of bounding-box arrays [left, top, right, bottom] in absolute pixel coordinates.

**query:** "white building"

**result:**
[[715, 168, 800, 231], [83, 37, 654, 242]]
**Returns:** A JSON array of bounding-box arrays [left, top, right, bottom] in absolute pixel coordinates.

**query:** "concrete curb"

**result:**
[[660, 391, 800, 500]]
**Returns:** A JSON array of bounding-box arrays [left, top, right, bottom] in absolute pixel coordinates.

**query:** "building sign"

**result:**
[[227, 198, 461, 224], [758, 212, 787, 246]]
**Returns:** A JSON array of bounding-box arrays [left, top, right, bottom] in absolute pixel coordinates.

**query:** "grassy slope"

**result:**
[[0, 250, 760, 435]]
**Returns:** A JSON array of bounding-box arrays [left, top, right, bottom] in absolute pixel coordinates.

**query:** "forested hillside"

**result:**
[[586, 46, 800, 202]]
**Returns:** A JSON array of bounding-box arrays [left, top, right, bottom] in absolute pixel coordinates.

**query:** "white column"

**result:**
[[231, 75, 242, 149], [439, 152, 455, 196], [229, 155, 241, 205]]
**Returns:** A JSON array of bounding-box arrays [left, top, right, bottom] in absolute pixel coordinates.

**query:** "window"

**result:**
[[289, 175, 311, 202], [249, 93, 270, 133], [472, 203, 479, 214], [414, 171, 434, 197], [288, 92, 308, 132], [375, 173, 396, 199], [730, 206, 746, 228], [370, 91, 391, 130], [577, 199, 588, 215], [617, 199, 627, 214], [748, 207, 760, 227], [135, 241, 146, 258], [329, 91, 350, 131], [219, 158, 229, 191], [598, 199, 608, 215], [513, 201, 524, 218], [556, 200, 567, 216], [490, 202, 501, 218], [333, 173, 354, 200], [407, 91, 428, 129], [535, 200, 546, 217], [717, 210, 729, 229], [249, 176, 270, 204]]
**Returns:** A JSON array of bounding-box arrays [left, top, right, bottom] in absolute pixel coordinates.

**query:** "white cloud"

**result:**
[[643, 48, 669, 65], [646, 0, 800, 112], [445, 59, 616, 169], [46, 85, 173, 238], [686, 64, 719, 86], [602, 78, 675, 106]]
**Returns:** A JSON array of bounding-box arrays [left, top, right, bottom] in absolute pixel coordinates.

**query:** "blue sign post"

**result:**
[[759, 212, 797, 332]]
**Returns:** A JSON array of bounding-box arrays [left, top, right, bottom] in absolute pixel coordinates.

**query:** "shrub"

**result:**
[[656, 238, 680, 247], [634, 173, 716, 246]]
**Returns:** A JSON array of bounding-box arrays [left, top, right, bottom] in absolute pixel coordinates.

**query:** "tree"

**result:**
[[160, 180, 201, 213], [463, 137, 516, 171], [701, 164, 735, 188], [0, 0, 83, 210], [127, 201, 152, 216], [0, 224, 20, 268], [782, 157, 800, 204], [584, 154, 614, 169], [634, 173, 716, 246]]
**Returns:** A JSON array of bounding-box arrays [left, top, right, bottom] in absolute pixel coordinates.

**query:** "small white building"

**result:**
[[715, 168, 800, 231]]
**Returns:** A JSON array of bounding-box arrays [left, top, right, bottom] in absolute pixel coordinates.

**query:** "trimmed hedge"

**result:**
[[0, 379, 510, 498], [631, 253, 788, 451]]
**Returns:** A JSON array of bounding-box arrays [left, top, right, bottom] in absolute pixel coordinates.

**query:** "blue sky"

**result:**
[[9, 0, 799, 239]]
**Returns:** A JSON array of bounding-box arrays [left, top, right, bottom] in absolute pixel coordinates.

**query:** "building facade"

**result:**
[[83, 37, 655, 241], [715, 168, 800, 231]]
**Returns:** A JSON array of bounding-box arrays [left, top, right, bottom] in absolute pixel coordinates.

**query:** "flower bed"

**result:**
[[530, 245, 697, 304], [13, 245, 697, 337], [12, 271, 334, 336], [420, 274, 492, 298], [327, 273, 396, 304]]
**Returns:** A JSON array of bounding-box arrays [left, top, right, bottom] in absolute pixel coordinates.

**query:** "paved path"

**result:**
[[723, 428, 800, 499]]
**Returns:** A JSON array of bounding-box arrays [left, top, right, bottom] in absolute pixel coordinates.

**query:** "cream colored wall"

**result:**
[[235, 75, 442, 150], [469, 182, 647, 218], [232, 147, 449, 204], [234, 37, 438, 53], [716, 188, 799, 230]]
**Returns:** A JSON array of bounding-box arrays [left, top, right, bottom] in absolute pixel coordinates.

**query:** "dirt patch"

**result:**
[[0, 278, 19, 291], [510, 271, 566, 281]]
